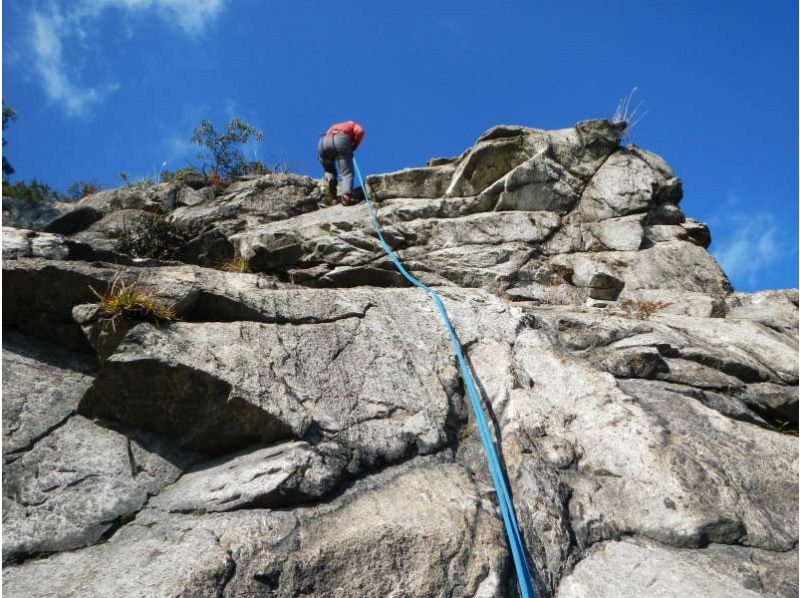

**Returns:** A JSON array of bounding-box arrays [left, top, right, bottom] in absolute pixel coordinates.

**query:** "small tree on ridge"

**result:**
[[190, 118, 264, 181]]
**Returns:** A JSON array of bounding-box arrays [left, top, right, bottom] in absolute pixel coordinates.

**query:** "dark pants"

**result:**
[[317, 133, 355, 195]]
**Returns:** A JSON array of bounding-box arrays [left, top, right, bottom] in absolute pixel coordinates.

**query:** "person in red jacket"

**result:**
[[317, 120, 364, 206]]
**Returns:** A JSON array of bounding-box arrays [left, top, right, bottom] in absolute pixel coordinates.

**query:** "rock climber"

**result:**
[[317, 120, 365, 206]]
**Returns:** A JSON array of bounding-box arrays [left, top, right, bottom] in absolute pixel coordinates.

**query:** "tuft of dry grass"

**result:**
[[619, 298, 672, 320], [612, 86, 648, 144], [207, 169, 225, 190], [217, 256, 251, 274], [90, 275, 176, 330]]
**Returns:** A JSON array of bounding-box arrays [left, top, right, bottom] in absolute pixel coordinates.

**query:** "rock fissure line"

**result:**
[[3, 413, 77, 463]]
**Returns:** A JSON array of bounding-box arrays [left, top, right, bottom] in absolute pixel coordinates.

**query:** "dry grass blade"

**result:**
[[612, 86, 649, 143], [89, 275, 176, 330], [217, 256, 251, 273], [619, 298, 672, 320]]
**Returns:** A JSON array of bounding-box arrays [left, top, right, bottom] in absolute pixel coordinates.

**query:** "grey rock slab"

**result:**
[[377, 194, 495, 223], [528, 307, 657, 351], [393, 210, 561, 250], [576, 146, 682, 223], [446, 120, 622, 199], [519, 121, 622, 181], [231, 202, 379, 271], [79, 289, 460, 465], [76, 185, 164, 214], [78, 321, 300, 455], [3, 457, 507, 598], [584, 216, 645, 251], [505, 282, 589, 306], [3, 258, 116, 352], [680, 217, 712, 247], [739, 383, 799, 425], [176, 185, 214, 207], [660, 316, 798, 385], [3, 197, 91, 232], [2, 257, 386, 358], [575, 148, 660, 222], [399, 242, 536, 294], [617, 287, 726, 318], [622, 380, 769, 429], [726, 289, 799, 332], [557, 538, 797, 598], [587, 272, 625, 300], [648, 201, 685, 225], [508, 329, 797, 552], [2, 415, 190, 563], [169, 173, 322, 233], [2, 227, 70, 260], [69, 209, 158, 252], [365, 164, 457, 200], [231, 198, 560, 292], [501, 437, 576, 597], [587, 345, 668, 379], [150, 440, 345, 513], [551, 241, 732, 296], [645, 219, 711, 248], [543, 307, 788, 387], [493, 151, 584, 213], [655, 356, 747, 390], [2, 331, 95, 460], [221, 457, 509, 598], [544, 216, 645, 254], [446, 135, 533, 197], [42, 206, 104, 235], [2, 511, 234, 598]]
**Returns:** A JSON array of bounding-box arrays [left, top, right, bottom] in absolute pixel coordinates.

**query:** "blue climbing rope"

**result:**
[[353, 159, 537, 598]]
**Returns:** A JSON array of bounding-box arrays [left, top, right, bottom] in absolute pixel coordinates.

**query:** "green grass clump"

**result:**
[[90, 276, 176, 330]]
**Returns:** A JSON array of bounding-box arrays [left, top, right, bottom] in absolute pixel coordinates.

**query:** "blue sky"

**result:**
[[3, 0, 797, 291]]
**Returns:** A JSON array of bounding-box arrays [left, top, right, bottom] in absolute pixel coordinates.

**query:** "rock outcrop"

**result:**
[[2, 119, 797, 597]]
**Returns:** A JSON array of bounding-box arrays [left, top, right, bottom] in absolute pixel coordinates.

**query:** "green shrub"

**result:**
[[2, 179, 61, 204], [190, 118, 264, 181], [160, 165, 201, 183], [113, 215, 191, 260], [3, 100, 16, 179], [66, 180, 102, 201]]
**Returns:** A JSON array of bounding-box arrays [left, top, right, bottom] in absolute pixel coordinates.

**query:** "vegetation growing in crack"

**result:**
[[90, 275, 176, 330], [619, 298, 672, 320], [217, 256, 251, 274], [113, 215, 192, 260]]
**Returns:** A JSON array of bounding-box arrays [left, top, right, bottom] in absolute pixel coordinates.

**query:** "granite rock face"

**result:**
[[2, 119, 797, 597]]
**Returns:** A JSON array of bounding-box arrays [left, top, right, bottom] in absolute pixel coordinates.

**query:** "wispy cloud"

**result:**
[[23, 0, 227, 118], [30, 10, 118, 118], [709, 191, 784, 290], [90, 0, 227, 36]]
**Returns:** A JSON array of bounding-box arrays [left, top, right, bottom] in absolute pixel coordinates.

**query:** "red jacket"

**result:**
[[326, 121, 365, 150]]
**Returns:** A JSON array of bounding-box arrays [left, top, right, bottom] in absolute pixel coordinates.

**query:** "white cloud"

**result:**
[[30, 11, 118, 118], [163, 133, 196, 163], [711, 210, 781, 289], [89, 0, 227, 36], [24, 0, 227, 117]]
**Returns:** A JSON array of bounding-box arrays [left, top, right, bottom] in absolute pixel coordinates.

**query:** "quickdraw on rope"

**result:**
[[353, 158, 537, 598]]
